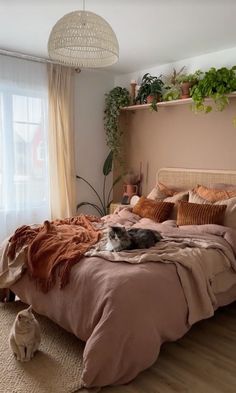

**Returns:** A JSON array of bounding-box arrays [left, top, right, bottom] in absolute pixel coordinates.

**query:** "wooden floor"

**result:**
[[102, 302, 236, 393]]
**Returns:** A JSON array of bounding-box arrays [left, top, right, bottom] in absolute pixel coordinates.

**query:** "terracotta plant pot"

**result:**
[[180, 82, 191, 99], [123, 184, 138, 198], [147, 95, 154, 103], [146, 94, 161, 104]]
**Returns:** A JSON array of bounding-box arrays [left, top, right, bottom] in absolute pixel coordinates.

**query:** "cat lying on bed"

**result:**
[[9, 305, 41, 362], [106, 226, 162, 252]]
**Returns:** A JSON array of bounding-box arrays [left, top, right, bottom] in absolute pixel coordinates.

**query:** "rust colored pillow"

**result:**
[[194, 184, 236, 202], [177, 201, 227, 226], [132, 196, 174, 222]]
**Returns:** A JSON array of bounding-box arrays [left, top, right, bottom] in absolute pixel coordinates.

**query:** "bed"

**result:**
[[1, 167, 236, 389]]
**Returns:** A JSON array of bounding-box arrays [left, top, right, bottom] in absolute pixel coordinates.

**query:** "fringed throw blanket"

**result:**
[[6, 215, 101, 292]]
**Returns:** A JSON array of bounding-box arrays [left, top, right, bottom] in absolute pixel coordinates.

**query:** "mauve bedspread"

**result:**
[[1, 208, 236, 388]]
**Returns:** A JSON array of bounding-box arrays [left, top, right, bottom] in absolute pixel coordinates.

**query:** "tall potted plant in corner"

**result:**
[[135, 73, 164, 111], [76, 87, 130, 216], [76, 151, 123, 216]]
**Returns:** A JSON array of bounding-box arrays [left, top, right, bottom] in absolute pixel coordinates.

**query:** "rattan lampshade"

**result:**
[[48, 10, 119, 68]]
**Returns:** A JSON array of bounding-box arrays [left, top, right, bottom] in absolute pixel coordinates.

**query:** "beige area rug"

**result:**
[[0, 301, 97, 393]]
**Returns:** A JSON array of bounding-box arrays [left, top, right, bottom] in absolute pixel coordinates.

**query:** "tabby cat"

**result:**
[[106, 226, 162, 252], [9, 305, 41, 362]]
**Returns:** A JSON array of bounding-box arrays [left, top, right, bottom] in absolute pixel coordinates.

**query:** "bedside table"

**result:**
[[109, 202, 131, 214]]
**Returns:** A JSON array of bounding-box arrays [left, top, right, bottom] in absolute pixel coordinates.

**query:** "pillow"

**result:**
[[177, 201, 227, 226], [189, 190, 236, 229], [130, 195, 140, 206], [163, 191, 189, 203], [132, 196, 174, 222], [164, 191, 189, 219], [194, 184, 236, 202], [212, 183, 236, 190], [147, 183, 189, 220], [147, 184, 171, 200], [147, 182, 183, 200]]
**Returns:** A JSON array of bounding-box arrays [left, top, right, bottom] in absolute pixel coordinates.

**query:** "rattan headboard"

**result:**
[[157, 168, 236, 189]]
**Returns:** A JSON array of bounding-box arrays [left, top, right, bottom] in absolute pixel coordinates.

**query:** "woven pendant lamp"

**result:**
[[48, 7, 119, 68]]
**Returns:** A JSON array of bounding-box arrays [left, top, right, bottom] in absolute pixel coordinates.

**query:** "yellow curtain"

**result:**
[[47, 64, 76, 219]]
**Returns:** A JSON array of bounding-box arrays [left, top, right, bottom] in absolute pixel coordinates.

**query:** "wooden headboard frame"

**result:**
[[157, 168, 236, 189]]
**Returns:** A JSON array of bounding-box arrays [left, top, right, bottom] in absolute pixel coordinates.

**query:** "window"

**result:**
[[0, 83, 50, 240]]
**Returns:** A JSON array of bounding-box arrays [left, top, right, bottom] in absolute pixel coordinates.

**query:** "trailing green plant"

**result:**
[[191, 66, 236, 113], [104, 87, 130, 161], [76, 151, 122, 216], [135, 73, 164, 111]]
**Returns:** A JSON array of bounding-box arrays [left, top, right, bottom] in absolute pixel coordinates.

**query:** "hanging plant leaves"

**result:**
[[104, 86, 130, 161]]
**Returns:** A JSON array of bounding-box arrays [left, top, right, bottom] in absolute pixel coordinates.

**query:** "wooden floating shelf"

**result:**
[[121, 93, 236, 111]]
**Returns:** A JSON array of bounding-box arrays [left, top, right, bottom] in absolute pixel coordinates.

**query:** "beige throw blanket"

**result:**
[[87, 232, 236, 325], [86, 209, 236, 325]]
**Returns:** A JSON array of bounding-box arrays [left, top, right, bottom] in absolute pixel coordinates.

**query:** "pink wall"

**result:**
[[115, 98, 236, 199]]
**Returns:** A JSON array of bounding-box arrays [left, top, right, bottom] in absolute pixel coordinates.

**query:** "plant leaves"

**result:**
[[76, 202, 104, 216], [76, 175, 104, 208], [104, 86, 130, 161], [103, 151, 113, 176], [191, 65, 236, 114]]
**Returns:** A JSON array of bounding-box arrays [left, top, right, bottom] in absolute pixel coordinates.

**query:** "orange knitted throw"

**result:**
[[7, 215, 101, 292]]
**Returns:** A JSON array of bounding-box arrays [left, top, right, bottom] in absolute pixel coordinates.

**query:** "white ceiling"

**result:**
[[0, 0, 236, 74]]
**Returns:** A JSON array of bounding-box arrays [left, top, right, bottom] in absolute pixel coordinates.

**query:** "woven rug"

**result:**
[[0, 301, 96, 393]]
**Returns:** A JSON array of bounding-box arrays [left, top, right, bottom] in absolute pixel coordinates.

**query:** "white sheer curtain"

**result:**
[[0, 55, 50, 241]]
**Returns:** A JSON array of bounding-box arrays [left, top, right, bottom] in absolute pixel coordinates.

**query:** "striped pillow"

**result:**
[[132, 196, 174, 222], [177, 201, 227, 226]]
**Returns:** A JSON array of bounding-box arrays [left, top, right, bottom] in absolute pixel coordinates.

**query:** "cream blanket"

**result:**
[[86, 210, 236, 325]]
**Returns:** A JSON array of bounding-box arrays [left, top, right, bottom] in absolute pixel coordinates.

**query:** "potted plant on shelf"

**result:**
[[161, 66, 185, 102], [176, 70, 203, 99], [104, 86, 130, 162], [191, 66, 236, 113], [135, 73, 164, 111], [168, 66, 186, 86], [162, 85, 181, 101]]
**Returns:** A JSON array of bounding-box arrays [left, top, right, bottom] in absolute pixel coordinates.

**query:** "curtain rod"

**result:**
[[0, 48, 81, 73]]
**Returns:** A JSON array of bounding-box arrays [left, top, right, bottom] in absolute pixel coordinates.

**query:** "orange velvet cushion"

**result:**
[[194, 185, 236, 202], [177, 201, 227, 226], [132, 196, 174, 222]]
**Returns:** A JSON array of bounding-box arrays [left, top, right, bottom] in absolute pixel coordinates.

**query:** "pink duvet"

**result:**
[[3, 208, 236, 388]]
